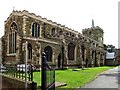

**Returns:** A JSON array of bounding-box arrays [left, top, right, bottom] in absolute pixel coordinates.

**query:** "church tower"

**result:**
[[82, 20, 104, 47]]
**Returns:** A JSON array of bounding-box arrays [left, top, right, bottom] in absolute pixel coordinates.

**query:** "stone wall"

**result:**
[[1, 74, 37, 90], [114, 49, 120, 65], [105, 59, 116, 66]]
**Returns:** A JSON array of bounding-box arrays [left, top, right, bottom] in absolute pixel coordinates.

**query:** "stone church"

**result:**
[[2, 10, 105, 68]]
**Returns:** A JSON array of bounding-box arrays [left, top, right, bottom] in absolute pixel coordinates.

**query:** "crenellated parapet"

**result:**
[[4, 10, 103, 49]]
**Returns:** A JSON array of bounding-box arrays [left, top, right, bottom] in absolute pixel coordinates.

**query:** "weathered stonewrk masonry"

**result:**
[[2, 10, 105, 68]]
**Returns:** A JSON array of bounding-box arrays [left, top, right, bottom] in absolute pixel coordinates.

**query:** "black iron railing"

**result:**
[[41, 52, 55, 90], [1, 64, 33, 81]]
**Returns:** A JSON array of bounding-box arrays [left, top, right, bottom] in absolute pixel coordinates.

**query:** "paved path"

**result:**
[[79, 66, 120, 90]]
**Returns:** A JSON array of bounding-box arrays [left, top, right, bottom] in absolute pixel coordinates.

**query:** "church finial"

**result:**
[[13, 6, 15, 11], [92, 19, 95, 28]]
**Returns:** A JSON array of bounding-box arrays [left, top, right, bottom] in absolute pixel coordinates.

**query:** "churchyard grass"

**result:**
[[33, 66, 115, 88]]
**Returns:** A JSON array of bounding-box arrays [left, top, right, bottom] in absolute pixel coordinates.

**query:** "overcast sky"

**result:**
[[0, 0, 119, 48]]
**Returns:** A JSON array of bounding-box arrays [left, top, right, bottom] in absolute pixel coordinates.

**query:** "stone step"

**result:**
[[55, 82, 67, 87]]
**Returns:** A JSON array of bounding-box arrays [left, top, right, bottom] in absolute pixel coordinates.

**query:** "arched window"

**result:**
[[59, 31, 63, 35], [32, 22, 40, 37], [81, 45, 85, 61], [92, 51, 94, 59], [8, 22, 17, 54], [51, 28, 55, 35], [44, 46, 52, 62], [28, 43, 32, 59], [68, 43, 75, 60]]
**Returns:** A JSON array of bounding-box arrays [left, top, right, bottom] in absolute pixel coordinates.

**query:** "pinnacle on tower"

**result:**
[[13, 6, 15, 11], [92, 19, 95, 28]]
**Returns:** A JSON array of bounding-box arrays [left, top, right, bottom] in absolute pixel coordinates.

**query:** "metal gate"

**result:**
[[41, 52, 55, 90]]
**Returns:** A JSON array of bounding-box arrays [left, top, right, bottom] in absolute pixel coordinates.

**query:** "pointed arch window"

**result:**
[[44, 46, 52, 62], [32, 22, 40, 37], [8, 22, 17, 54], [51, 28, 55, 35], [68, 43, 75, 60], [81, 45, 85, 61]]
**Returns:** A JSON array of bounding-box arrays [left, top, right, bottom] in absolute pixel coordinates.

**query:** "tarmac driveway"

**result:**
[[78, 66, 120, 90]]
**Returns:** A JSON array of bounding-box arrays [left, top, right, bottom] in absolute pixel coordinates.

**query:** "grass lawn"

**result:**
[[33, 66, 115, 88]]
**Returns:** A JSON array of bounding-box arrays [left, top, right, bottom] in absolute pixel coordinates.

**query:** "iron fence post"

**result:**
[[41, 52, 47, 90], [31, 65, 33, 81]]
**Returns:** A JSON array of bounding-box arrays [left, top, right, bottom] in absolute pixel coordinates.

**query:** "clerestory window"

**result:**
[[51, 28, 56, 35], [32, 22, 40, 37]]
